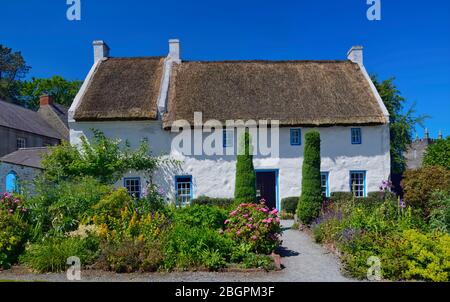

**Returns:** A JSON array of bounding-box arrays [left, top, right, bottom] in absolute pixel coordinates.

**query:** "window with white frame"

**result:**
[[16, 137, 26, 149], [124, 177, 141, 199], [351, 128, 362, 144], [175, 176, 192, 206], [223, 129, 234, 148], [321, 172, 329, 197], [350, 171, 366, 198], [290, 129, 301, 145]]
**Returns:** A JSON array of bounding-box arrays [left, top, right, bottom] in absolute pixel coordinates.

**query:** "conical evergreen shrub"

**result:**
[[234, 131, 256, 204], [297, 130, 322, 224]]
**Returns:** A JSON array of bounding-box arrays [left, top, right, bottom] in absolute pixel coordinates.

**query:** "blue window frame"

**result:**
[[223, 129, 234, 148], [320, 172, 330, 197], [124, 177, 141, 199], [175, 175, 193, 206], [290, 129, 301, 145], [349, 171, 366, 198], [5, 171, 19, 193], [351, 128, 362, 144]]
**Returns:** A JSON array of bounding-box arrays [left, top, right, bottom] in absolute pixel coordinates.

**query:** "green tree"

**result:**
[[19, 76, 82, 109], [297, 130, 322, 224], [0, 45, 31, 102], [41, 129, 159, 184], [371, 76, 427, 174], [234, 132, 256, 204], [423, 136, 450, 170]]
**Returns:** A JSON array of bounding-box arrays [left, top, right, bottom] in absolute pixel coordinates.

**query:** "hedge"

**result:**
[[191, 196, 234, 209], [281, 197, 298, 214]]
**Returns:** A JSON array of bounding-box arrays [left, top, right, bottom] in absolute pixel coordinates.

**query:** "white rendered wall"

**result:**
[[70, 120, 391, 208]]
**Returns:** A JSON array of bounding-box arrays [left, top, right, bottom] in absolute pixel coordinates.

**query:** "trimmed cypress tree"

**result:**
[[234, 132, 256, 204], [297, 130, 322, 224]]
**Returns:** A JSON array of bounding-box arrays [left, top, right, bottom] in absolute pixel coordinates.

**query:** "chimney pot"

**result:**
[[40, 95, 53, 106], [347, 46, 364, 65], [169, 39, 181, 63], [93, 40, 110, 63]]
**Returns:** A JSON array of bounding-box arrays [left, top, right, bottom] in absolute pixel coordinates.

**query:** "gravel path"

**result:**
[[0, 220, 352, 282]]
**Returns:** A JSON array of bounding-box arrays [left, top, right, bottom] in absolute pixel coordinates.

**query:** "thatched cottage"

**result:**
[[69, 40, 390, 209]]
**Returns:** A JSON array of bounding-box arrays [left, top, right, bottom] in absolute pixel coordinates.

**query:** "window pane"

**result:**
[[125, 178, 141, 199], [175, 176, 192, 206]]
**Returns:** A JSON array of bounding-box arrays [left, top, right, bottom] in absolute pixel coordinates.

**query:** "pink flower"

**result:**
[[219, 229, 224, 234], [259, 207, 268, 213], [230, 210, 238, 216], [248, 217, 253, 222], [267, 218, 273, 223], [246, 224, 253, 229], [14, 199, 20, 204], [270, 208, 278, 215], [236, 230, 241, 236], [8, 209, 14, 213], [275, 217, 280, 223], [243, 214, 249, 218], [252, 235, 258, 240], [224, 219, 229, 224]]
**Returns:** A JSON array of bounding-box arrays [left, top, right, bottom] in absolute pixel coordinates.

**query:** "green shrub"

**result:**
[[163, 225, 234, 271], [330, 192, 354, 203], [234, 132, 256, 204], [399, 229, 450, 281], [26, 176, 110, 238], [402, 166, 450, 217], [20, 235, 100, 273], [297, 131, 322, 224], [41, 130, 159, 185], [281, 197, 298, 214], [340, 229, 450, 281], [97, 239, 164, 273], [140, 184, 168, 214], [172, 205, 228, 230], [423, 136, 450, 170], [92, 188, 132, 220], [242, 253, 276, 271], [191, 196, 234, 209], [223, 203, 282, 254], [429, 191, 450, 233], [0, 209, 29, 269]]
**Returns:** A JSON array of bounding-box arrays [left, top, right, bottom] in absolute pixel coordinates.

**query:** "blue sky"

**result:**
[[1, 0, 449, 137]]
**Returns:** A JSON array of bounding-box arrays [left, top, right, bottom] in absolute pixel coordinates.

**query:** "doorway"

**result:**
[[256, 170, 278, 209]]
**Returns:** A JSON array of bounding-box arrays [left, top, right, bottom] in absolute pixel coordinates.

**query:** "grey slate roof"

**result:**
[[0, 147, 51, 169], [0, 100, 63, 139]]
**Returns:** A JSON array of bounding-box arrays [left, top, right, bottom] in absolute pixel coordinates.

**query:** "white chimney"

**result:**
[[169, 39, 181, 63], [347, 46, 363, 65], [93, 40, 110, 63]]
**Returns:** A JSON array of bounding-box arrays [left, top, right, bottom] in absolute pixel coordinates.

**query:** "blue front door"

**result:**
[[5, 171, 18, 193]]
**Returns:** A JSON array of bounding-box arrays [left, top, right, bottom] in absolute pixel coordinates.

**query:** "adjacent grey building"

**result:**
[[0, 95, 69, 193]]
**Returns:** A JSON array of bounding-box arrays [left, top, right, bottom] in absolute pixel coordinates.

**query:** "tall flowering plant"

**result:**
[[222, 200, 282, 254], [0, 192, 28, 215]]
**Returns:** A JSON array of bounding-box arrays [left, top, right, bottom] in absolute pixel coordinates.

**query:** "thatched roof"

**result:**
[[163, 60, 386, 128], [74, 57, 164, 121]]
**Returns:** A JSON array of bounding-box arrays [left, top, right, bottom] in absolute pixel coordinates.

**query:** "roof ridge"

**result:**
[[107, 56, 165, 60], [181, 59, 351, 64]]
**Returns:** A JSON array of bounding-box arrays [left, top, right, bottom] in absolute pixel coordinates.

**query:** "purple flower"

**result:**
[[400, 199, 406, 209], [158, 187, 165, 195]]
